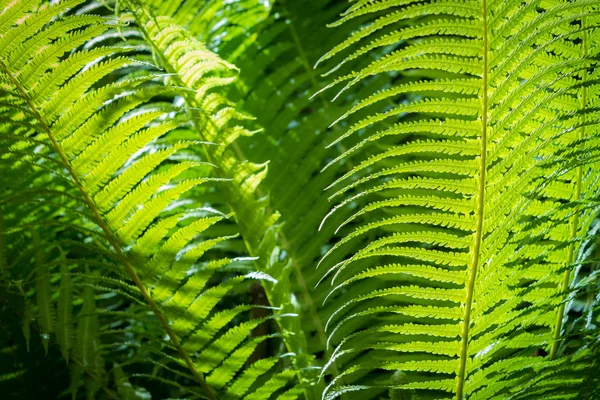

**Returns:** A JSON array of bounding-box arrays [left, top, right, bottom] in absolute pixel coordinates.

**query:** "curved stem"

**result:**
[[456, 1, 488, 398]]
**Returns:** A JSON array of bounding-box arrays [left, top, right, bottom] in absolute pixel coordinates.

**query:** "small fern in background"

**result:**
[[0, 0, 599, 399]]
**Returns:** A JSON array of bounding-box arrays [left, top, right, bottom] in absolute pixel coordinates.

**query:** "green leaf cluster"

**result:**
[[1, 0, 599, 399]]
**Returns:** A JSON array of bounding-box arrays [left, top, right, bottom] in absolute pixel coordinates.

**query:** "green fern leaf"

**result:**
[[56, 258, 74, 363], [318, 0, 600, 398]]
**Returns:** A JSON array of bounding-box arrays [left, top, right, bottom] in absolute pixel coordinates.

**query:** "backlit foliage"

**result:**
[[0, 0, 599, 399]]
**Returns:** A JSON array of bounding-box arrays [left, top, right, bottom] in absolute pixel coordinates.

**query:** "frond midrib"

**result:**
[[456, 0, 489, 398]]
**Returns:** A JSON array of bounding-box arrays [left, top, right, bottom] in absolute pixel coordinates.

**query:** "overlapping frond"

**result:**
[[118, 8, 309, 398], [135, 4, 400, 398]]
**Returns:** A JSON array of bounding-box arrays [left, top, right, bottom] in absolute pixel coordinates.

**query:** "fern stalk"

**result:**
[[0, 57, 218, 400], [456, 0, 489, 398]]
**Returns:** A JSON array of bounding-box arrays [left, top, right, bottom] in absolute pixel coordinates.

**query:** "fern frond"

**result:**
[[318, 0, 600, 398], [2, 0, 599, 398], [0, 1, 286, 398], [122, 7, 317, 396], [56, 260, 74, 363]]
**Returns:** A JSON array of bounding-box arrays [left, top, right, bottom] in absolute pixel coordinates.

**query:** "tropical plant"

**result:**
[[0, 0, 599, 399]]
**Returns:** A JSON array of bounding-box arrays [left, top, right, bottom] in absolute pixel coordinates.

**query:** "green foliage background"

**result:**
[[0, 0, 599, 399]]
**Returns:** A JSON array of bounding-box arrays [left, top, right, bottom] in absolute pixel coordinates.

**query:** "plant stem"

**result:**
[[456, 1, 488, 398]]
